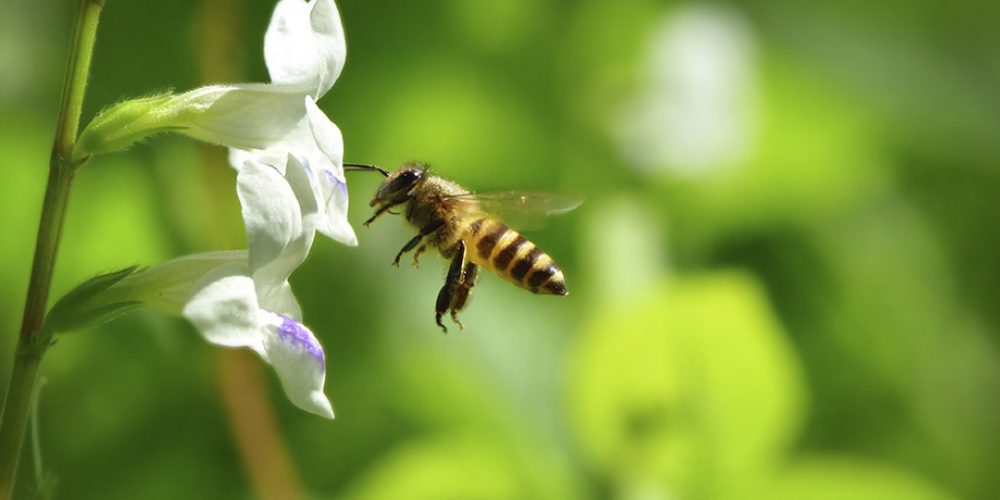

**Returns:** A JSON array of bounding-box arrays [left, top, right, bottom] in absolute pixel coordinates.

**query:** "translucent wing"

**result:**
[[443, 191, 583, 231]]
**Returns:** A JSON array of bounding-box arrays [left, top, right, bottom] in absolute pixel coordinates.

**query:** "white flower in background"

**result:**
[[615, 5, 759, 176], [74, 0, 355, 245]]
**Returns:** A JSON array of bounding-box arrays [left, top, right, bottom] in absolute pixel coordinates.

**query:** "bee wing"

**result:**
[[443, 191, 583, 231]]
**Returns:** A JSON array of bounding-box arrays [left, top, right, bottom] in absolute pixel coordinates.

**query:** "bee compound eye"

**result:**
[[392, 170, 421, 190], [375, 170, 422, 202]]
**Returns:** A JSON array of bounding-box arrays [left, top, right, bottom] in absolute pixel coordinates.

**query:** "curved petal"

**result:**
[[174, 83, 314, 151], [237, 155, 320, 290], [304, 98, 357, 245], [257, 280, 303, 321], [115, 250, 249, 314], [283, 154, 321, 228], [229, 147, 285, 175], [237, 160, 303, 279], [265, 0, 346, 98], [260, 311, 335, 418], [182, 265, 265, 354]]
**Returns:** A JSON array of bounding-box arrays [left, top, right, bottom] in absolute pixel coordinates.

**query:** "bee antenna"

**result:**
[[344, 163, 390, 177]]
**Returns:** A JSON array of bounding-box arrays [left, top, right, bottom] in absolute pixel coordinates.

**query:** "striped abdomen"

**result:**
[[465, 218, 568, 295]]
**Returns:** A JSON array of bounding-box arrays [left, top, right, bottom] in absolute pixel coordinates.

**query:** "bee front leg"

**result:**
[[449, 263, 479, 330], [435, 240, 467, 333], [393, 219, 444, 267], [364, 195, 411, 227]]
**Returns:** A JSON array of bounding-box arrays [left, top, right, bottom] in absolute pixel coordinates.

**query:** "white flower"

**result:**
[[183, 265, 335, 419], [66, 0, 351, 418], [108, 156, 335, 417], [182, 0, 351, 418], [187, 153, 333, 417], [215, 0, 355, 246], [215, 0, 356, 246], [74, 0, 355, 245]]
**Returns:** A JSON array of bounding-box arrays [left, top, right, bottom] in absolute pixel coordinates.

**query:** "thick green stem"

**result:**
[[0, 0, 104, 496]]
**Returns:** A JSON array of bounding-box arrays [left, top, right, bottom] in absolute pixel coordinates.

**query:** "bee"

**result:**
[[345, 162, 580, 332]]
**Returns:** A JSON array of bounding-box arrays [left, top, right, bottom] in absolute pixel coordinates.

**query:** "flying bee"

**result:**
[[344, 162, 581, 332]]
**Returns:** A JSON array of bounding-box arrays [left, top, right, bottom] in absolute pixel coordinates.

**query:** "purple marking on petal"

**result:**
[[323, 170, 348, 196], [275, 313, 325, 368]]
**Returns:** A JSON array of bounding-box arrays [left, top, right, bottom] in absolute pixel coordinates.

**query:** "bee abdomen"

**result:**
[[469, 218, 568, 296]]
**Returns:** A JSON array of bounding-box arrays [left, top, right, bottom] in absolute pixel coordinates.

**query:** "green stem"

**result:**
[[0, 0, 105, 496]]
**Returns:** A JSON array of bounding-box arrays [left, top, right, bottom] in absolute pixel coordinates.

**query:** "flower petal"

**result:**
[[260, 311, 335, 418], [182, 265, 265, 354], [115, 250, 250, 314], [174, 83, 314, 151], [265, 0, 346, 98], [304, 97, 357, 245], [257, 280, 303, 321], [236, 155, 319, 294], [237, 161, 302, 276]]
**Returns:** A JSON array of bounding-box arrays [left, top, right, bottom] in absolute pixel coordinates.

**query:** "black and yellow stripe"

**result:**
[[465, 218, 568, 295]]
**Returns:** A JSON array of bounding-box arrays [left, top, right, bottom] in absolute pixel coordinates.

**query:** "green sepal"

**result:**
[[72, 93, 182, 163], [44, 266, 142, 333]]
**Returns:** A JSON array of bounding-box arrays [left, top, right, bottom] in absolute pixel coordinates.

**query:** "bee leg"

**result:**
[[412, 245, 427, 268], [449, 263, 479, 330], [364, 196, 411, 226], [393, 219, 444, 267], [435, 240, 467, 333]]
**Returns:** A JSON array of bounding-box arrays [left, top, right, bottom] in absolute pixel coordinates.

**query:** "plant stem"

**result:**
[[0, 0, 105, 496]]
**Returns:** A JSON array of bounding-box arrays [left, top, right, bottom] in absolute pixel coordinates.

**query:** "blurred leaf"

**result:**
[[804, 202, 1000, 494], [446, 0, 549, 53], [580, 196, 666, 304], [340, 433, 579, 500], [770, 456, 956, 500], [568, 273, 804, 499]]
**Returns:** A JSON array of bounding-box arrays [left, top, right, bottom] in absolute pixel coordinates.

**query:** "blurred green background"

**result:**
[[2, 0, 999, 498]]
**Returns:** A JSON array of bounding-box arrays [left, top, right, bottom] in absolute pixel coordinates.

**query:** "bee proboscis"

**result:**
[[345, 162, 580, 332]]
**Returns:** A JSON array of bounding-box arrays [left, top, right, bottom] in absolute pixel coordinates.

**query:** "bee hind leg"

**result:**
[[393, 219, 444, 267], [449, 263, 479, 330], [435, 240, 467, 333]]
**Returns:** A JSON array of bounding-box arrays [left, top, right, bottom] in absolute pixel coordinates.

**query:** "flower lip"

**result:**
[[275, 312, 325, 368]]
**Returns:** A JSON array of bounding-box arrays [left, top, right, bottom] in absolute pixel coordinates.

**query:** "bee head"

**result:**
[[370, 162, 428, 207]]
